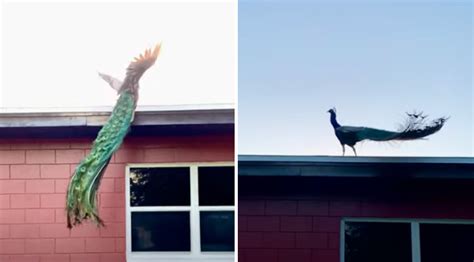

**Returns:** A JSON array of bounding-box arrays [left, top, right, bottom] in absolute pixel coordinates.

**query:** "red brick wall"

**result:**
[[238, 184, 474, 262], [0, 134, 234, 262]]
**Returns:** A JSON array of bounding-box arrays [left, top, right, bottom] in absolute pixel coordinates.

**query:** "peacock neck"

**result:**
[[330, 112, 341, 129]]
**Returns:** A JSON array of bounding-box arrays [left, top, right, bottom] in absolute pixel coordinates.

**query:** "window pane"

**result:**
[[200, 211, 234, 252], [420, 223, 474, 262], [198, 166, 234, 206], [130, 167, 190, 206], [345, 222, 412, 262], [131, 212, 190, 252]]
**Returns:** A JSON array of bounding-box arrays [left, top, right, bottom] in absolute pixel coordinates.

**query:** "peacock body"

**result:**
[[66, 44, 161, 228], [327, 108, 448, 156]]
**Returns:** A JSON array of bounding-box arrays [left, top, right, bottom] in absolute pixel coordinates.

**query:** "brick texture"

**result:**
[[40, 165, 69, 179], [0, 165, 9, 179], [40, 194, 66, 208], [0, 151, 25, 164], [10, 195, 40, 209], [26, 150, 55, 164], [24, 239, 54, 254], [25, 209, 55, 224], [26, 180, 55, 194], [10, 165, 40, 179], [55, 150, 85, 164], [247, 216, 279, 232], [0, 180, 25, 194], [0, 134, 233, 260], [10, 225, 40, 239], [239, 194, 474, 262]]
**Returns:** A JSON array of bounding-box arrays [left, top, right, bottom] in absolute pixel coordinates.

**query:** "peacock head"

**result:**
[[327, 107, 337, 114]]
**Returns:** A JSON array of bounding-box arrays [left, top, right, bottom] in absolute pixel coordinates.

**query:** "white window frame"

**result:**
[[340, 218, 474, 262], [126, 162, 235, 262]]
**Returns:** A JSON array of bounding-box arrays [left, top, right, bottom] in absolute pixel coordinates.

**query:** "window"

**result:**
[[126, 163, 235, 262], [419, 223, 474, 262], [342, 219, 474, 262], [344, 221, 412, 262]]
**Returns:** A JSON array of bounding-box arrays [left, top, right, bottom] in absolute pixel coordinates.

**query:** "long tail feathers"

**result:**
[[355, 127, 399, 141], [66, 44, 160, 228], [66, 92, 136, 228], [395, 112, 448, 140], [358, 112, 448, 142], [66, 156, 111, 228]]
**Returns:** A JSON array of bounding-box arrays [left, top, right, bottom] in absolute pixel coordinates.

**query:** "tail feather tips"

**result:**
[[396, 112, 448, 140]]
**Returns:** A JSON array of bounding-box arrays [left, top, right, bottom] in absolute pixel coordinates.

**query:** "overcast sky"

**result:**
[[1, 1, 236, 110], [1, 0, 472, 157], [239, 0, 472, 157]]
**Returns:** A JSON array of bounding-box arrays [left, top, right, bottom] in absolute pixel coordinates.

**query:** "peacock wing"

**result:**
[[126, 44, 161, 77], [337, 126, 399, 142]]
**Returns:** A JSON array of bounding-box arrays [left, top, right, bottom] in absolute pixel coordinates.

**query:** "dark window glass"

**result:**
[[131, 211, 190, 252], [420, 223, 474, 262], [345, 222, 411, 262], [198, 166, 234, 206], [130, 167, 190, 206], [200, 211, 234, 252]]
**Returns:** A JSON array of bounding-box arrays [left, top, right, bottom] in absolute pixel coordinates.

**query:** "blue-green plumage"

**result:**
[[66, 44, 161, 228], [327, 108, 448, 156]]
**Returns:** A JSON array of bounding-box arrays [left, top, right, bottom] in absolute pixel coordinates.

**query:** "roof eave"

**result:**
[[239, 154, 474, 179], [0, 107, 234, 128], [0, 107, 234, 138]]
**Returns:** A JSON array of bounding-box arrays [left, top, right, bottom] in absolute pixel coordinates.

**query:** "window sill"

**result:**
[[127, 253, 234, 262]]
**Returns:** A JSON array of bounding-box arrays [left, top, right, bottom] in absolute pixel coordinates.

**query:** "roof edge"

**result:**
[[239, 154, 474, 165], [0, 107, 234, 128], [0, 103, 234, 114]]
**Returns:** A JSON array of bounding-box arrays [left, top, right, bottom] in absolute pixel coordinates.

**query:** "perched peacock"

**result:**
[[66, 44, 161, 228], [327, 108, 448, 156]]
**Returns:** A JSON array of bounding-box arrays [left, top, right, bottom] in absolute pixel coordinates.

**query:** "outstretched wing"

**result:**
[[126, 44, 161, 77], [98, 73, 123, 92]]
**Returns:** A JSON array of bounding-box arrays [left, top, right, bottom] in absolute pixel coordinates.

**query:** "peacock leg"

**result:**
[[341, 145, 345, 156], [350, 146, 357, 156]]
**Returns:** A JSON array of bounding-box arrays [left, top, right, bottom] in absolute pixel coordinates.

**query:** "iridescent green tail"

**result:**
[[66, 91, 136, 228], [66, 43, 160, 228]]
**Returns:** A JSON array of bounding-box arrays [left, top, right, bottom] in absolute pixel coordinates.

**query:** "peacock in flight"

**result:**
[[327, 108, 448, 156], [66, 44, 161, 228]]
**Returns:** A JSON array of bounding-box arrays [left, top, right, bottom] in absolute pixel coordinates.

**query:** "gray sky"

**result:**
[[239, 1, 473, 157], [1, 1, 236, 110]]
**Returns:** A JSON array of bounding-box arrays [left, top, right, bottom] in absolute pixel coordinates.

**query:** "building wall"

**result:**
[[0, 134, 234, 262], [238, 176, 474, 262]]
